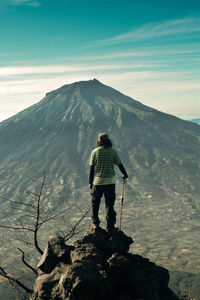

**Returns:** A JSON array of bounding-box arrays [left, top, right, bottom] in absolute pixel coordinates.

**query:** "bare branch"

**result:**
[[76, 205, 84, 213], [26, 190, 39, 198], [38, 172, 46, 199], [17, 219, 27, 230], [8, 199, 37, 209], [0, 266, 33, 294], [33, 172, 46, 255], [17, 248, 38, 275], [64, 206, 90, 241], [1, 172, 90, 300], [26, 191, 40, 202], [0, 224, 33, 232], [3, 275, 27, 300], [38, 207, 74, 227]]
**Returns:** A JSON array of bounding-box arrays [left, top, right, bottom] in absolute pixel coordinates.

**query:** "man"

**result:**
[[89, 133, 128, 232]]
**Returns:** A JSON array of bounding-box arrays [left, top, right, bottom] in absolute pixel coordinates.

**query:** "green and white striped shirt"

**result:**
[[89, 146, 122, 185]]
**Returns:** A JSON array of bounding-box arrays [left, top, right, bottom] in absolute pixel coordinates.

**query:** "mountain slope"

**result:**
[[0, 79, 200, 292], [1, 79, 200, 205]]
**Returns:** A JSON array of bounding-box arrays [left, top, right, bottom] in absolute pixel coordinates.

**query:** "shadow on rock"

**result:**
[[32, 227, 179, 300]]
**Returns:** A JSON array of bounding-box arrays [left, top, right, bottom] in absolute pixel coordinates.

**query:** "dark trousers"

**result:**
[[91, 184, 116, 230]]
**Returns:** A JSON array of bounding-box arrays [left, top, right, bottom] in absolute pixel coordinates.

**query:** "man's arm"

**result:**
[[118, 164, 128, 179], [89, 165, 95, 189], [89, 150, 96, 189]]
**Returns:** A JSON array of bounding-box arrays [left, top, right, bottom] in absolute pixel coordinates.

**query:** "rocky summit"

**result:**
[[32, 227, 178, 300]]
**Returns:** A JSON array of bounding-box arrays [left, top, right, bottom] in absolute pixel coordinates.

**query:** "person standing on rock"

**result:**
[[89, 133, 128, 232]]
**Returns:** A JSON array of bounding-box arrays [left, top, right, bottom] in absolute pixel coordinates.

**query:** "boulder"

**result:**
[[31, 227, 179, 300], [37, 234, 72, 274]]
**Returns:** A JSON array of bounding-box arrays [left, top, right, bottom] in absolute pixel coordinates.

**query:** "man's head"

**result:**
[[97, 133, 109, 142], [97, 133, 112, 147]]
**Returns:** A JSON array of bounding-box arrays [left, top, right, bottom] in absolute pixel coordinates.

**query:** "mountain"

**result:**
[[0, 79, 200, 298], [1, 79, 200, 204], [189, 118, 200, 125]]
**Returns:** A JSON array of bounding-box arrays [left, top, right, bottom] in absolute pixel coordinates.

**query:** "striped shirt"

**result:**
[[89, 146, 122, 185]]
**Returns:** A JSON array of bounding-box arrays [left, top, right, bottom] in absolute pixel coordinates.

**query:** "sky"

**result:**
[[0, 0, 200, 122]]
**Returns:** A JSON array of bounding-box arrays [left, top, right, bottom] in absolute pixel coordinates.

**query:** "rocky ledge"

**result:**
[[32, 227, 179, 300]]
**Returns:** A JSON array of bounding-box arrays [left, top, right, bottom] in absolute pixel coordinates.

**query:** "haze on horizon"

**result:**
[[0, 0, 200, 122]]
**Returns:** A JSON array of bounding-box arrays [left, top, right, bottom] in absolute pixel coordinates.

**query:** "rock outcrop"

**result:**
[[32, 227, 179, 300]]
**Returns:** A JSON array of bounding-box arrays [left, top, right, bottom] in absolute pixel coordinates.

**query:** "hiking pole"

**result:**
[[119, 178, 126, 230]]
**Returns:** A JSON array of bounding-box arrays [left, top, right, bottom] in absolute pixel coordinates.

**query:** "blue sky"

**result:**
[[0, 0, 200, 121]]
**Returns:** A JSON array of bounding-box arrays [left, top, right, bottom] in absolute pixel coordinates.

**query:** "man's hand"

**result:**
[[89, 184, 93, 189]]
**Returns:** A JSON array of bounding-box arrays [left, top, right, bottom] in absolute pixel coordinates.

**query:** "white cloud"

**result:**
[[92, 17, 200, 46], [0, 62, 160, 77], [0, 64, 199, 122], [68, 48, 200, 66], [95, 48, 200, 60], [0, 0, 41, 7], [0, 42, 199, 122]]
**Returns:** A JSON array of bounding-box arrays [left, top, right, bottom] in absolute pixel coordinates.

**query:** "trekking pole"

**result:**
[[119, 178, 126, 230]]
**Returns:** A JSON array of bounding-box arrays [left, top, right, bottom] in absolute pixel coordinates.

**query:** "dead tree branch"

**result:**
[[0, 266, 33, 294], [0, 224, 34, 231], [17, 248, 38, 275], [32, 172, 46, 255], [8, 199, 37, 209], [64, 206, 90, 241], [0, 172, 90, 299], [38, 206, 74, 226]]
